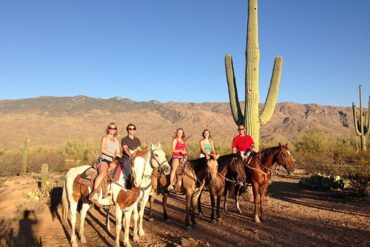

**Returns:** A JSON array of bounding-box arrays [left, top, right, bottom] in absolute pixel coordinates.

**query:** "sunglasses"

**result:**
[[108, 127, 117, 130], [238, 128, 245, 131], [128, 127, 136, 130]]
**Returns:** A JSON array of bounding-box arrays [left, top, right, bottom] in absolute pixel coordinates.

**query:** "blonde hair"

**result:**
[[173, 127, 186, 141], [105, 122, 118, 137]]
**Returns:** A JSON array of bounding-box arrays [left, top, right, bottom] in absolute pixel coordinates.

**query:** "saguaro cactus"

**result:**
[[22, 137, 29, 175], [352, 85, 369, 152], [41, 163, 49, 191], [225, 0, 282, 150]]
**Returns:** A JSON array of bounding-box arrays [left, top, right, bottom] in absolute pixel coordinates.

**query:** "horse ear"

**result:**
[[285, 143, 289, 148], [214, 154, 220, 160], [157, 142, 162, 148], [278, 142, 282, 147], [150, 144, 155, 149]]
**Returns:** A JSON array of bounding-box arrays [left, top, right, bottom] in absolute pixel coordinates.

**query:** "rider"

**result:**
[[121, 123, 141, 187], [199, 129, 216, 158], [168, 127, 187, 191], [89, 122, 121, 201], [232, 124, 255, 163]]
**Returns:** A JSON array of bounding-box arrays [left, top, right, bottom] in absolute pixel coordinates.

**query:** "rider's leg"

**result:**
[[168, 158, 179, 190], [122, 156, 133, 187], [89, 162, 108, 200]]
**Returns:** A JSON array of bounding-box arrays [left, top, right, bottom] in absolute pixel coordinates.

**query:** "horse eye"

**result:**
[[154, 153, 158, 157]]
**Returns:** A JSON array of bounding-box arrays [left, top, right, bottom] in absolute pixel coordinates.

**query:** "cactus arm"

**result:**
[[225, 54, 244, 125], [260, 56, 283, 125], [352, 102, 362, 136]]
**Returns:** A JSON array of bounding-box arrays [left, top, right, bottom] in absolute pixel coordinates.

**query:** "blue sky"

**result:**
[[0, 0, 369, 106]]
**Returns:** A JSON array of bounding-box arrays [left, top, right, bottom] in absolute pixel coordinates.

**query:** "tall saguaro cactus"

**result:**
[[225, 0, 282, 150], [352, 85, 369, 152]]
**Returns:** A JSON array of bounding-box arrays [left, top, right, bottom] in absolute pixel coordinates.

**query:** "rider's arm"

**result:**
[[115, 139, 122, 158], [210, 140, 216, 154], [199, 140, 206, 154], [100, 136, 115, 157]]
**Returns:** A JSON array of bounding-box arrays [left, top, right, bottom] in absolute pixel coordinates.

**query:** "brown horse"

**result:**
[[149, 156, 219, 229], [197, 154, 246, 223], [243, 144, 296, 223]]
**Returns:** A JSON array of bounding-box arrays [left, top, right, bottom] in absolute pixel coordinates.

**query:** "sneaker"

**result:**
[[167, 184, 174, 192], [88, 190, 99, 201]]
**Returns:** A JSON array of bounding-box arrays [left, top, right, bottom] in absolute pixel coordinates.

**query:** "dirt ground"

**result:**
[[0, 170, 369, 247]]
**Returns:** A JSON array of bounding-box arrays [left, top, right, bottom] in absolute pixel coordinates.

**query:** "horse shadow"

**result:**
[[268, 180, 370, 218]]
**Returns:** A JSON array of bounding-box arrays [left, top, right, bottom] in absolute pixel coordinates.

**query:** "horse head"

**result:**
[[276, 144, 296, 176], [230, 157, 246, 186], [206, 155, 219, 183], [150, 143, 171, 175]]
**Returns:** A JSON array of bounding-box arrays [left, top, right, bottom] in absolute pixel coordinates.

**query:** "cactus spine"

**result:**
[[22, 137, 29, 174], [352, 84, 369, 152], [225, 0, 282, 150], [41, 163, 49, 191]]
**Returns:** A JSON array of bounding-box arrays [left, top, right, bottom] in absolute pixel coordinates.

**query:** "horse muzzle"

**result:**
[[161, 163, 171, 176]]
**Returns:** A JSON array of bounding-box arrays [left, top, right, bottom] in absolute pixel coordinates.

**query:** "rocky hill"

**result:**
[[0, 96, 356, 148]]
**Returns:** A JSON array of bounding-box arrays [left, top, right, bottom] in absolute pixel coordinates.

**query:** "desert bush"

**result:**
[[62, 140, 99, 169]]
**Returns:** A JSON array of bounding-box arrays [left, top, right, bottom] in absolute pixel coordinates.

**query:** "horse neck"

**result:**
[[257, 147, 280, 169], [190, 158, 209, 181], [142, 150, 153, 176]]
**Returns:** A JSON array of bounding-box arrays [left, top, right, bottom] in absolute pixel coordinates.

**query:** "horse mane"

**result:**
[[189, 157, 207, 173], [256, 146, 281, 163], [131, 148, 148, 161], [217, 154, 234, 171]]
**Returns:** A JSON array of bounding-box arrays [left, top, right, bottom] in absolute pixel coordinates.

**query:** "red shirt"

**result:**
[[232, 135, 254, 152], [172, 140, 186, 157]]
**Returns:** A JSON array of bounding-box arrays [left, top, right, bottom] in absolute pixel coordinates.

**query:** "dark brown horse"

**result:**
[[244, 144, 295, 223], [149, 156, 218, 229], [197, 154, 246, 223]]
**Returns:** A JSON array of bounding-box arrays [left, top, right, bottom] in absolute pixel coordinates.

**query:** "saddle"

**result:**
[[78, 162, 122, 190], [173, 159, 189, 194]]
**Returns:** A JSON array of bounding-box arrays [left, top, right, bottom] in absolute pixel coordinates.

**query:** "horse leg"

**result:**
[[210, 189, 216, 223], [162, 195, 169, 220], [191, 193, 198, 228], [148, 194, 155, 221], [123, 210, 133, 247], [252, 183, 260, 223], [79, 202, 90, 244], [138, 195, 149, 236], [185, 191, 191, 230], [132, 204, 139, 243], [105, 206, 111, 232], [69, 200, 78, 247], [260, 182, 269, 221], [235, 184, 242, 214], [197, 189, 204, 217], [114, 206, 123, 247], [216, 196, 222, 221], [223, 182, 229, 214]]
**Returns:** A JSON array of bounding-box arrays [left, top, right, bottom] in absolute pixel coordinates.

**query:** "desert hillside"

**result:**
[[0, 96, 355, 148]]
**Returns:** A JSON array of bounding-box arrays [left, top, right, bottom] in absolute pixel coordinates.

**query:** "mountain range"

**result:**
[[0, 96, 356, 148]]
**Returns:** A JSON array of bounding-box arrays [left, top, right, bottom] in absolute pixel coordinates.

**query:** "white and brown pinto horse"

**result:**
[[105, 144, 170, 243], [62, 143, 170, 247]]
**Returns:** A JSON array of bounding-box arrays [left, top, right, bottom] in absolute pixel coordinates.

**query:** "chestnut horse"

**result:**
[[148, 156, 219, 229], [197, 154, 246, 223], [243, 144, 295, 223]]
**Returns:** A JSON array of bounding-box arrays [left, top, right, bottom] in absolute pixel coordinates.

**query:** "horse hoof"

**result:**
[[186, 225, 191, 231], [80, 236, 87, 244], [210, 219, 216, 224], [149, 217, 154, 222], [139, 230, 145, 236], [164, 216, 169, 221], [255, 216, 261, 223], [192, 223, 197, 229], [216, 217, 222, 222], [198, 212, 204, 217]]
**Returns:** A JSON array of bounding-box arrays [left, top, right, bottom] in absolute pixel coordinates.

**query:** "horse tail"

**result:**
[[62, 179, 69, 222]]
